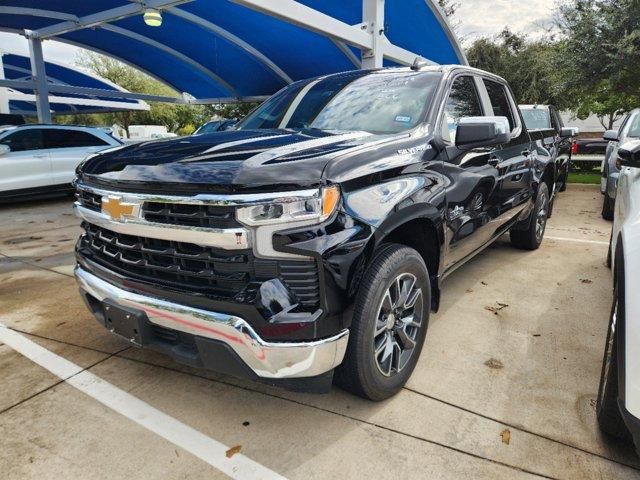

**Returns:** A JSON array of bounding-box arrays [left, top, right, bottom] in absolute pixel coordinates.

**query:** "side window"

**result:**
[[483, 80, 516, 131], [441, 76, 483, 144], [0, 129, 44, 152], [626, 114, 640, 139], [43, 129, 109, 149]]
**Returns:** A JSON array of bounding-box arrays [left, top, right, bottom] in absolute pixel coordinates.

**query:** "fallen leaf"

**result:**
[[465, 288, 474, 293], [226, 445, 242, 458], [485, 302, 509, 316], [580, 278, 593, 284], [500, 429, 511, 445], [485, 358, 504, 369], [532, 334, 541, 337], [481, 281, 488, 286]]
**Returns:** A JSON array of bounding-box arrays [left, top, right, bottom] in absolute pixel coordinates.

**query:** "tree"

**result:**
[[467, 30, 567, 108], [68, 52, 237, 137], [555, 0, 640, 128]]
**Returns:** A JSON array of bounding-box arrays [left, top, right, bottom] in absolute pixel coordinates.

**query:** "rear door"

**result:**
[[0, 128, 51, 193], [480, 78, 533, 224], [43, 128, 111, 186]]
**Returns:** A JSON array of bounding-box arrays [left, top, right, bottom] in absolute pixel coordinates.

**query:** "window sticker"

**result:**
[[395, 115, 412, 123]]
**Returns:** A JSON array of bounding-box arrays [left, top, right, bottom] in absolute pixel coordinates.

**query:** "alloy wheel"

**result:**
[[536, 195, 548, 242], [373, 273, 424, 377]]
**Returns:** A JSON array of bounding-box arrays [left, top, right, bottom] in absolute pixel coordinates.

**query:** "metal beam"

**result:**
[[27, 35, 51, 123], [0, 7, 76, 22], [331, 40, 361, 68], [0, 79, 265, 105], [168, 8, 293, 85], [361, 0, 384, 69], [99, 24, 238, 97], [0, 79, 185, 104], [0, 54, 9, 114], [231, 0, 374, 50], [31, 0, 193, 39], [232, 0, 427, 68]]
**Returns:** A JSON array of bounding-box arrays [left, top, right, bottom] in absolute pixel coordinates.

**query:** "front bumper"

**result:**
[[75, 266, 349, 381]]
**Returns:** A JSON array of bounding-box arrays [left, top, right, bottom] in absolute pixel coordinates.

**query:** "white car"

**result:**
[[0, 124, 121, 202], [598, 139, 640, 452]]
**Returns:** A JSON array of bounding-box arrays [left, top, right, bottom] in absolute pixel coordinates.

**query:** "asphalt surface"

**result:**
[[0, 185, 638, 480]]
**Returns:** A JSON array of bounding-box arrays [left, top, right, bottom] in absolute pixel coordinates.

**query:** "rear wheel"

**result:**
[[336, 244, 430, 401], [510, 183, 549, 250]]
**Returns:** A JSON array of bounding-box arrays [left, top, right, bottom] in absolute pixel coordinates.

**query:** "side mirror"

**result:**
[[603, 130, 619, 141], [0, 145, 9, 156], [560, 127, 579, 138], [618, 140, 640, 168], [455, 116, 511, 149]]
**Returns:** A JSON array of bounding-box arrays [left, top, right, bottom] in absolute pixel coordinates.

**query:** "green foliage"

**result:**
[[555, 0, 640, 128], [467, 29, 567, 108], [56, 52, 248, 137]]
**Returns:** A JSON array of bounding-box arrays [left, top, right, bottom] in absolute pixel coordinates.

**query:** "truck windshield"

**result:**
[[521, 108, 551, 130], [237, 71, 441, 135]]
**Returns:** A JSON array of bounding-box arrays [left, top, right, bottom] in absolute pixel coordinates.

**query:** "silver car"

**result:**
[[601, 108, 640, 219]]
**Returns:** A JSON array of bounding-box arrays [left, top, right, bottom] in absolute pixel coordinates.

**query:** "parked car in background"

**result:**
[[601, 109, 640, 220], [597, 139, 640, 455], [571, 138, 608, 171], [74, 65, 555, 400], [520, 104, 578, 194], [0, 124, 121, 202], [193, 119, 238, 135]]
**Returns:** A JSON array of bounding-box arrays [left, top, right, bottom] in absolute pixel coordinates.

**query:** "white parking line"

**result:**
[[545, 235, 609, 246], [0, 323, 286, 480]]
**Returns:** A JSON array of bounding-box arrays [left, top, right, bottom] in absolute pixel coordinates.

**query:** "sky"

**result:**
[[454, 0, 557, 44], [0, 0, 558, 67]]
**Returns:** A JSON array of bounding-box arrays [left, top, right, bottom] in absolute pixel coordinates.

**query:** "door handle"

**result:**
[[521, 150, 531, 156], [488, 156, 500, 167]]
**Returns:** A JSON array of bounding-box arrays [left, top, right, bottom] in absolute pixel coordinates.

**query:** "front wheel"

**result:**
[[596, 285, 629, 439], [335, 244, 430, 401], [510, 183, 549, 250], [602, 192, 614, 221]]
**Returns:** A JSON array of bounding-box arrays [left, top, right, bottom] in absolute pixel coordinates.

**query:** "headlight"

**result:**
[[237, 186, 340, 227]]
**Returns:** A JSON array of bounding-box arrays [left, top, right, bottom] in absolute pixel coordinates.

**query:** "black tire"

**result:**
[[559, 173, 568, 192], [606, 229, 613, 269], [602, 192, 614, 220], [596, 271, 630, 439], [335, 244, 430, 401], [510, 183, 549, 250]]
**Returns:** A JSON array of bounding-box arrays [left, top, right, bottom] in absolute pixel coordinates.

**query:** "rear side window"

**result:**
[[483, 80, 516, 131], [521, 108, 551, 130], [0, 129, 44, 152], [441, 76, 483, 144], [43, 129, 109, 149]]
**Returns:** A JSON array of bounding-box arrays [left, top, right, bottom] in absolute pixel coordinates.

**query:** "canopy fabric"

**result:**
[[0, 1, 465, 100], [1, 53, 149, 115]]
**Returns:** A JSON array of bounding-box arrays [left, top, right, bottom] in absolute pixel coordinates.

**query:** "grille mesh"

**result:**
[[142, 202, 241, 229], [78, 222, 320, 308]]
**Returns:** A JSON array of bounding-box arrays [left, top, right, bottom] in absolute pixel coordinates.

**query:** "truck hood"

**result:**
[[79, 128, 392, 193]]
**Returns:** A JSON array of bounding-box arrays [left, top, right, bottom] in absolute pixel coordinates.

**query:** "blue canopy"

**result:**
[[1, 53, 149, 115], [0, 1, 465, 100]]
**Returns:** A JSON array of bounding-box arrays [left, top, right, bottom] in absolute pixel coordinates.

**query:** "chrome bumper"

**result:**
[[75, 267, 349, 379]]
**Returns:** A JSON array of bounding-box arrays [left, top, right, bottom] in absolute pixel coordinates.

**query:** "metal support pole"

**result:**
[[361, 0, 385, 69], [27, 34, 51, 123], [0, 54, 9, 114]]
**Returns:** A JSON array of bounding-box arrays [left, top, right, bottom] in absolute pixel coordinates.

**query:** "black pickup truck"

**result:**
[[520, 104, 578, 195], [74, 65, 554, 400]]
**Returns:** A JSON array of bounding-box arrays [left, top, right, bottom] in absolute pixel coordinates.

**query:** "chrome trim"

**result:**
[[74, 203, 251, 250], [76, 181, 321, 206], [76, 267, 349, 379]]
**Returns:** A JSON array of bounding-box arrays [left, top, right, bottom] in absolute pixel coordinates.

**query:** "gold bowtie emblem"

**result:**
[[102, 197, 135, 221]]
